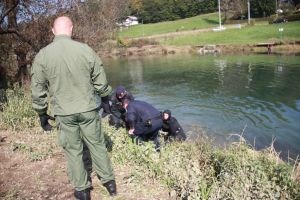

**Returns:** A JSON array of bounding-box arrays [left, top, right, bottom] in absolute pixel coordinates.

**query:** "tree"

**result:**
[[0, 0, 58, 85], [250, 0, 276, 18], [235, 0, 248, 19], [128, 0, 143, 16], [172, 0, 201, 19], [228, 0, 248, 20], [198, 0, 217, 14], [220, 0, 236, 21], [137, 0, 217, 24], [70, 0, 129, 47], [0, 0, 128, 87], [291, 0, 300, 6]]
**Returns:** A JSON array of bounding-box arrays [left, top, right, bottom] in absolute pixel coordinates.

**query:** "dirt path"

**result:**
[[0, 130, 169, 200]]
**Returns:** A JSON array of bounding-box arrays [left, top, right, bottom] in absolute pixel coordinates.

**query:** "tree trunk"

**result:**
[[6, 0, 18, 29]]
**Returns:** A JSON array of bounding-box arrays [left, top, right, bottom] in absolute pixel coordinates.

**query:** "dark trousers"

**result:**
[[133, 119, 162, 151]]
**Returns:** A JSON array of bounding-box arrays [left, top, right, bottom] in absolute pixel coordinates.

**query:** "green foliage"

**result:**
[[250, 0, 276, 18], [117, 37, 129, 47], [286, 12, 300, 22], [0, 88, 37, 130], [269, 14, 278, 24], [104, 122, 300, 199], [134, 0, 217, 24]]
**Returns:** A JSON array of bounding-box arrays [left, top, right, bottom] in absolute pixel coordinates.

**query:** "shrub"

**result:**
[[127, 38, 159, 48], [0, 87, 37, 130], [249, 19, 256, 26], [117, 37, 129, 48], [269, 14, 277, 24], [105, 123, 300, 199], [286, 12, 300, 22]]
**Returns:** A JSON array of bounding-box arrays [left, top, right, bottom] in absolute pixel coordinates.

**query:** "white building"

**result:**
[[117, 16, 139, 27]]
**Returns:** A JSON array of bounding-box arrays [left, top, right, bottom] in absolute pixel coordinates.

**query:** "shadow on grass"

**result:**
[[203, 18, 219, 25]]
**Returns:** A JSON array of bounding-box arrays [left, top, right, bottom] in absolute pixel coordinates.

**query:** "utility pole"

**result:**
[[247, 0, 251, 25], [218, 0, 222, 28]]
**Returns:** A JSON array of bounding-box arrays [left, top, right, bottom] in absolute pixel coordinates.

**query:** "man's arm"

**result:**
[[126, 112, 136, 130], [31, 52, 48, 115], [90, 51, 112, 97], [31, 51, 53, 131], [126, 106, 137, 134]]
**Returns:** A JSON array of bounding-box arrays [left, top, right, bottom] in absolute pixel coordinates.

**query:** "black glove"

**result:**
[[101, 96, 111, 118], [39, 113, 54, 131]]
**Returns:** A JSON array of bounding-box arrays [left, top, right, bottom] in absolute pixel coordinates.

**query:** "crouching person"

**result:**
[[162, 109, 186, 143], [108, 86, 134, 129], [123, 98, 162, 152]]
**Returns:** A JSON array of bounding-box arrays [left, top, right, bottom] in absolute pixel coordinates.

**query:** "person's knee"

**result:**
[[108, 114, 124, 129]]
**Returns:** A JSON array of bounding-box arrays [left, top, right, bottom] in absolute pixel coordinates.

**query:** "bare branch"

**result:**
[[0, 0, 20, 25], [0, 27, 18, 34]]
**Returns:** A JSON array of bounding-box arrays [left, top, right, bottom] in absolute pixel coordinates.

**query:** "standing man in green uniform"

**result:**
[[31, 16, 116, 200]]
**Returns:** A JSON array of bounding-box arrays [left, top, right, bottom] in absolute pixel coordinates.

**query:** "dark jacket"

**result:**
[[162, 110, 186, 141], [110, 87, 134, 116], [100, 86, 133, 122], [126, 100, 162, 136]]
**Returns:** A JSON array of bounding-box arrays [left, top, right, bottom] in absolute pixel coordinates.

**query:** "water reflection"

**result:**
[[103, 54, 300, 159], [127, 59, 144, 85]]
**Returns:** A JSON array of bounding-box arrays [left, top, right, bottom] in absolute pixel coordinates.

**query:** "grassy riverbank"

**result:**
[[1, 88, 299, 199], [162, 21, 300, 46], [117, 13, 300, 50], [118, 13, 220, 38]]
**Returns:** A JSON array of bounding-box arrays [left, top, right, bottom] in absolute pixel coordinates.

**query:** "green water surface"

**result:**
[[103, 54, 300, 158]]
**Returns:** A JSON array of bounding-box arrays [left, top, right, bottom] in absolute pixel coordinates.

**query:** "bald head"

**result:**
[[52, 16, 73, 36]]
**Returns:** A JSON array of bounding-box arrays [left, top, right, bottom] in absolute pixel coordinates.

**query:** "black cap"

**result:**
[[116, 86, 126, 97]]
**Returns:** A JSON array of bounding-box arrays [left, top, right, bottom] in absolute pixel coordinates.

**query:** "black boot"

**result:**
[[103, 180, 117, 196], [74, 188, 91, 200]]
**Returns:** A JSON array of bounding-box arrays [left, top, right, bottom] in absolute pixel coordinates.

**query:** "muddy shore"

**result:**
[[98, 43, 300, 58]]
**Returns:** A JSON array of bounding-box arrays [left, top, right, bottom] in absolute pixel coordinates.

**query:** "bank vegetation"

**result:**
[[1, 88, 299, 199]]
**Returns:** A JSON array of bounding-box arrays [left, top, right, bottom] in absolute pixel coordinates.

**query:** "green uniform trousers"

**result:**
[[56, 110, 115, 191]]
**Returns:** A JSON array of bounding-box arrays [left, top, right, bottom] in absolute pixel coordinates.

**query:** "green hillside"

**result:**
[[118, 13, 219, 38], [163, 21, 300, 46]]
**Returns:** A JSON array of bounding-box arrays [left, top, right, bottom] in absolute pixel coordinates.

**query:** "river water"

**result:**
[[103, 54, 300, 159]]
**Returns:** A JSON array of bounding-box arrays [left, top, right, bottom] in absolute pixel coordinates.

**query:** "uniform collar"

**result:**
[[53, 35, 72, 42]]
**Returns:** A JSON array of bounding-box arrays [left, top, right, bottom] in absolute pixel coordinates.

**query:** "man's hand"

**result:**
[[128, 129, 134, 135], [39, 114, 54, 131]]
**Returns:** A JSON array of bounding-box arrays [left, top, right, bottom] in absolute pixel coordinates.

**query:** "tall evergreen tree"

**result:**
[[250, 0, 276, 17], [139, 0, 217, 23]]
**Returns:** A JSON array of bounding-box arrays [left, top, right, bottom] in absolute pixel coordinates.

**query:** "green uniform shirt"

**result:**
[[31, 35, 111, 116]]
